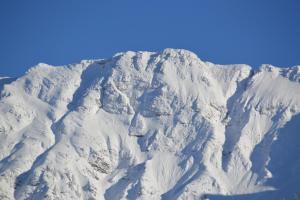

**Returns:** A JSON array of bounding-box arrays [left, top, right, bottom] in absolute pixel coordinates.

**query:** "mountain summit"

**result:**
[[0, 49, 300, 200]]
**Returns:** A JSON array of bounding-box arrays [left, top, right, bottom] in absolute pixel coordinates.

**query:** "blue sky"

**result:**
[[0, 0, 300, 77]]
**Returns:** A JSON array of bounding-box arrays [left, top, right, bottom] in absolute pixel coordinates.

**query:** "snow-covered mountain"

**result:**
[[0, 49, 300, 200]]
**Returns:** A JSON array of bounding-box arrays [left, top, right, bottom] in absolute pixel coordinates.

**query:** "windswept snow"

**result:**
[[0, 49, 300, 200]]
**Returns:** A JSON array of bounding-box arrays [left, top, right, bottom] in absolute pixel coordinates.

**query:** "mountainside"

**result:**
[[0, 49, 300, 200]]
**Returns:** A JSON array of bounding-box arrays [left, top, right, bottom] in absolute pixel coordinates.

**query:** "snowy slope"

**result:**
[[0, 49, 300, 200]]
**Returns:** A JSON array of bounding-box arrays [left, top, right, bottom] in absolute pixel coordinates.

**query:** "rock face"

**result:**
[[0, 49, 300, 200]]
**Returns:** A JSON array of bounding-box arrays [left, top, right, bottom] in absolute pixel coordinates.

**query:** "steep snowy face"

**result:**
[[0, 49, 300, 200]]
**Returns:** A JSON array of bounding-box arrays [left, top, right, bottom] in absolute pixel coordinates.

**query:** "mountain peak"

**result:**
[[0, 49, 300, 200]]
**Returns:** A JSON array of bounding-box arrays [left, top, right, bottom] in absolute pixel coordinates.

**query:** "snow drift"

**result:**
[[0, 49, 300, 200]]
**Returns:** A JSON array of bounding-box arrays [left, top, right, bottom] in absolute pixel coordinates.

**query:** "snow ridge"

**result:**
[[0, 49, 300, 200]]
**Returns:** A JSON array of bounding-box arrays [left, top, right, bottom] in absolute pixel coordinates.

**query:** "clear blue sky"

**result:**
[[0, 0, 299, 77]]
